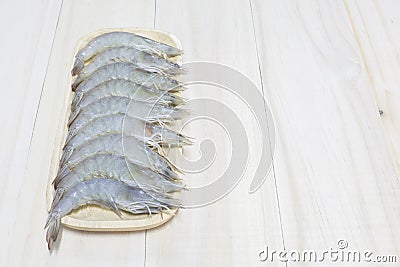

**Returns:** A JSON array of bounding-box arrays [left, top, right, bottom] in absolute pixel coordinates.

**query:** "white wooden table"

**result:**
[[0, 0, 399, 266]]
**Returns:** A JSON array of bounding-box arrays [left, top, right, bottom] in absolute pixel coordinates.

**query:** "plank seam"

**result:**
[[27, 0, 64, 155], [248, 0, 287, 262], [153, 0, 157, 29], [143, 230, 147, 267]]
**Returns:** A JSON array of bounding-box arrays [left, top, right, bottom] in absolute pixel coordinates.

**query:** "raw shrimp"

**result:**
[[72, 62, 183, 92], [75, 46, 184, 83], [54, 153, 183, 191], [59, 133, 180, 180], [51, 153, 184, 209], [65, 113, 192, 150], [45, 178, 180, 250], [72, 31, 182, 75], [71, 79, 184, 111], [68, 96, 188, 133]]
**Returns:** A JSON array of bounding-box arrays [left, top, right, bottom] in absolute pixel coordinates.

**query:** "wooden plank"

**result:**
[[0, 0, 62, 265], [146, 0, 285, 266], [344, 0, 400, 174], [2, 0, 400, 266], [252, 0, 400, 264], [3, 0, 156, 266]]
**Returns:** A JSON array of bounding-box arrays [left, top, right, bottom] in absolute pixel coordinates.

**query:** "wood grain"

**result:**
[[0, 0, 62, 266], [146, 1, 285, 266], [3, 0, 156, 266], [344, 0, 400, 175], [252, 0, 400, 265], [1, 0, 400, 266]]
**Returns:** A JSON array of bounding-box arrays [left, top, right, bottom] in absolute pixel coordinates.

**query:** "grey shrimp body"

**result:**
[[72, 31, 182, 75], [59, 134, 180, 180], [73, 62, 183, 92], [68, 96, 188, 134], [75, 46, 184, 83], [65, 113, 192, 150], [51, 153, 184, 209], [71, 79, 183, 110], [45, 178, 180, 250], [54, 153, 183, 192]]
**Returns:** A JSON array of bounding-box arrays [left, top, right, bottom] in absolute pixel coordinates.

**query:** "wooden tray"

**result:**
[[46, 28, 182, 232]]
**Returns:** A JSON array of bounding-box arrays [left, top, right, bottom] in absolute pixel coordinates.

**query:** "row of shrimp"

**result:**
[[45, 31, 191, 250]]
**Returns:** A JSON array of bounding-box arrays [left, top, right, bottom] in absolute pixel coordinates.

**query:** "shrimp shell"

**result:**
[[72, 31, 182, 75], [54, 153, 183, 192], [72, 62, 183, 92], [71, 79, 184, 111], [68, 96, 188, 133], [45, 178, 180, 250], [65, 113, 192, 150], [59, 133, 180, 180], [51, 153, 184, 210], [75, 46, 184, 83]]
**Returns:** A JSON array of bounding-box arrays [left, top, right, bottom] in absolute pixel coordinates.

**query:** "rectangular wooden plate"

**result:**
[[46, 28, 182, 232]]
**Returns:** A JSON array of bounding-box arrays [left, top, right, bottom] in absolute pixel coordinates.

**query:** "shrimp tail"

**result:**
[[60, 146, 73, 167], [71, 91, 84, 110], [72, 76, 84, 90], [45, 212, 61, 251], [52, 167, 69, 188], [67, 108, 81, 127], [50, 188, 65, 208], [54, 164, 70, 185], [71, 57, 84, 76], [64, 130, 77, 148]]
